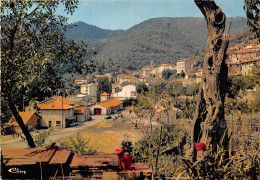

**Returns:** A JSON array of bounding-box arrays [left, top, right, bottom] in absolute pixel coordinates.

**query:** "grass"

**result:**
[[59, 120, 144, 153]]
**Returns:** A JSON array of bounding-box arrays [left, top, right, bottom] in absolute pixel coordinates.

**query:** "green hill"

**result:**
[[65, 17, 249, 71]]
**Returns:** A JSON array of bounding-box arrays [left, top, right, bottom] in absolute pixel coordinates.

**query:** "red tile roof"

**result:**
[[101, 92, 110, 96], [54, 96, 76, 105], [241, 56, 260, 64], [7, 112, 38, 126], [99, 99, 123, 108], [195, 69, 203, 72], [39, 100, 73, 110], [226, 62, 241, 65], [74, 107, 87, 114], [234, 49, 259, 54]]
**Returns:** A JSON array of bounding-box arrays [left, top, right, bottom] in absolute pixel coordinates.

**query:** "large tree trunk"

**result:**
[[7, 97, 36, 148], [191, 0, 230, 162]]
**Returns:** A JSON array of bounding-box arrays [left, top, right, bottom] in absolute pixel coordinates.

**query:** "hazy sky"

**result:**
[[57, 0, 246, 30]]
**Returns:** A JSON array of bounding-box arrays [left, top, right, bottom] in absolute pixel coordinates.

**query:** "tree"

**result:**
[[162, 69, 175, 80], [1, 1, 88, 147], [136, 82, 148, 94], [96, 77, 112, 102], [244, 0, 260, 41], [191, 0, 231, 161]]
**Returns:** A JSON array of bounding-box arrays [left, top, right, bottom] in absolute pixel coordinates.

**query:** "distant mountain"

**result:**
[[65, 17, 249, 71], [65, 21, 124, 40]]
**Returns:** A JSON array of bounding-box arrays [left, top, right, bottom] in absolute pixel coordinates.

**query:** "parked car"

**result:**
[[105, 115, 112, 119]]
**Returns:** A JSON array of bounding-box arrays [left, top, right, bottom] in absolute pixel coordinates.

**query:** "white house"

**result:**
[[74, 107, 90, 122], [112, 85, 137, 98], [80, 83, 97, 97], [90, 99, 123, 115]]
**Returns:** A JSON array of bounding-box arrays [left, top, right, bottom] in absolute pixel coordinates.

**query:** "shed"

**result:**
[[74, 107, 89, 122], [6, 112, 41, 133]]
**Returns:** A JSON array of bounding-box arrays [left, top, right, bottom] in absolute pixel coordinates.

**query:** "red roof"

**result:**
[[99, 99, 123, 108], [195, 69, 203, 72], [226, 62, 240, 65], [101, 92, 110, 96], [241, 56, 260, 64], [74, 107, 87, 114], [7, 112, 39, 126], [39, 100, 73, 110], [234, 49, 259, 54]]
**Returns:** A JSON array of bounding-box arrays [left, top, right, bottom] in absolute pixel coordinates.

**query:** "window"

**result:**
[[56, 121, 61, 126]]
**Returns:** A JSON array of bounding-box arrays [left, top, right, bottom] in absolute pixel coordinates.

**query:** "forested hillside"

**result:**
[[65, 17, 249, 71]]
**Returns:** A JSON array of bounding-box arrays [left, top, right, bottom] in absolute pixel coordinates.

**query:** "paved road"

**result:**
[[0, 115, 106, 148]]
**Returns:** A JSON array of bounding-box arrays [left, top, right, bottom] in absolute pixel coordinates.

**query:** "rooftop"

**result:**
[[7, 112, 39, 126], [99, 99, 123, 108], [39, 100, 73, 110], [74, 107, 87, 114], [234, 49, 260, 54], [101, 92, 110, 96], [241, 56, 260, 64]]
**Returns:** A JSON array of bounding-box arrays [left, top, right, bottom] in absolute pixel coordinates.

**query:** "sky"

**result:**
[[57, 0, 246, 30]]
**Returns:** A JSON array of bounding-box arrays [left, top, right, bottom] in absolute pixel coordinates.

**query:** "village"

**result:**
[[1, 41, 259, 178], [2, 43, 259, 134], [1, 0, 260, 179]]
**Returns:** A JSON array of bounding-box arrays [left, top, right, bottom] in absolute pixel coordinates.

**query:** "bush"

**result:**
[[60, 132, 96, 153], [133, 124, 189, 177]]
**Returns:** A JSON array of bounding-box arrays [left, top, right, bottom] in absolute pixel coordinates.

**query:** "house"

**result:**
[[241, 56, 260, 75], [195, 69, 203, 84], [6, 112, 41, 133], [112, 85, 120, 94], [176, 59, 195, 74], [233, 49, 260, 62], [142, 67, 155, 76], [139, 76, 149, 82], [74, 107, 89, 122], [100, 92, 111, 102], [80, 83, 97, 96], [226, 62, 242, 75], [38, 100, 75, 128], [38, 96, 78, 108], [74, 77, 89, 84], [112, 85, 137, 99], [154, 109, 176, 124], [156, 64, 175, 75], [91, 99, 123, 115], [117, 74, 136, 84]]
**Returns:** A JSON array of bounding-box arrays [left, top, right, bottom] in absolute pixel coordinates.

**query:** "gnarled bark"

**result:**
[[191, 0, 230, 162]]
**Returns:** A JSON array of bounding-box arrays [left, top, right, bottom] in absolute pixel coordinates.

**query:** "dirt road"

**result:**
[[0, 115, 105, 148]]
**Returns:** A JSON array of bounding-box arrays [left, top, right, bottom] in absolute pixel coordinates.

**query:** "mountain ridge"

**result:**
[[65, 17, 250, 71]]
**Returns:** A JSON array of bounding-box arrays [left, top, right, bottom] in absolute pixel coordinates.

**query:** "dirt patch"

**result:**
[[59, 120, 144, 153]]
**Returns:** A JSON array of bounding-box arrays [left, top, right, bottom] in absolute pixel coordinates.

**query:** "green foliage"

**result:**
[[60, 132, 96, 153], [166, 81, 186, 97], [185, 83, 199, 96], [227, 76, 256, 96], [121, 141, 133, 153], [136, 82, 148, 94], [162, 69, 176, 80], [173, 97, 197, 119], [133, 124, 189, 177], [180, 148, 259, 179], [1, 0, 91, 146], [96, 77, 112, 102], [244, 0, 260, 41], [34, 130, 52, 147]]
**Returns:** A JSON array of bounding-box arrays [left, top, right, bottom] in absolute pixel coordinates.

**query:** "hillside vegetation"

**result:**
[[65, 17, 249, 72]]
